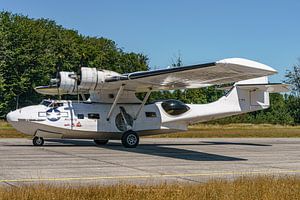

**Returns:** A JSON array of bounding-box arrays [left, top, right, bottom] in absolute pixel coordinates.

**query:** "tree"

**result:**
[[283, 59, 300, 124], [0, 12, 148, 117], [0, 73, 6, 117], [171, 51, 183, 67], [285, 60, 300, 96]]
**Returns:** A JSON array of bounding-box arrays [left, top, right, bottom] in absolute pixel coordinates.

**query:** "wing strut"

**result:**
[[106, 84, 125, 121], [134, 88, 152, 120]]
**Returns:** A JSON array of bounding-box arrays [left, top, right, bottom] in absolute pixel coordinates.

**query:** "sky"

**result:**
[[1, 0, 300, 82]]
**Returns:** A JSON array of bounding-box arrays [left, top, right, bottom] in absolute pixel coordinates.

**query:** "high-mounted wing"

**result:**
[[101, 58, 277, 92], [35, 58, 278, 95]]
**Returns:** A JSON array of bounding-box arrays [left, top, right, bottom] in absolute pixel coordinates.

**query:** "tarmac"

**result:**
[[0, 138, 299, 186]]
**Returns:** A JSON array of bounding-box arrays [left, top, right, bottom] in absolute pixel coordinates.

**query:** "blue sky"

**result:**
[[1, 0, 300, 82]]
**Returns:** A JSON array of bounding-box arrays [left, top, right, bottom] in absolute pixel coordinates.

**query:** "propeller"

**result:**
[[50, 55, 63, 100], [43, 54, 87, 100], [68, 53, 87, 102], [77, 54, 84, 102]]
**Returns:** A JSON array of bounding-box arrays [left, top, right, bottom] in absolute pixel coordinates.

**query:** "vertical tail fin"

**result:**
[[225, 76, 270, 112]]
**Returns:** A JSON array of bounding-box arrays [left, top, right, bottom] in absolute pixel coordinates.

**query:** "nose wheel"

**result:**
[[121, 130, 139, 148], [33, 137, 44, 146]]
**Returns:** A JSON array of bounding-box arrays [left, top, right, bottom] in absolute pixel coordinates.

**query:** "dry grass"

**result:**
[[0, 121, 27, 138], [0, 129, 27, 138], [0, 176, 299, 200]]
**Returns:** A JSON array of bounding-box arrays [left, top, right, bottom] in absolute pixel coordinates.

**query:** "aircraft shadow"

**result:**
[[44, 139, 271, 147], [201, 141, 272, 147], [43, 139, 249, 161], [103, 143, 247, 161], [6, 139, 272, 161]]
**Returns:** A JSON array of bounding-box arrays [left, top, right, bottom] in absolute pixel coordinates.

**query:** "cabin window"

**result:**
[[88, 113, 100, 119], [161, 100, 190, 116], [145, 112, 157, 117], [77, 114, 84, 119]]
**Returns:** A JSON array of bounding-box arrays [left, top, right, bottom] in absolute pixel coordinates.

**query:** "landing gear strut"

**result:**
[[33, 136, 44, 146], [121, 130, 139, 148]]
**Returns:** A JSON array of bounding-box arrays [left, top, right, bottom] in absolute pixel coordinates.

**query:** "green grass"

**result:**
[[0, 176, 299, 200]]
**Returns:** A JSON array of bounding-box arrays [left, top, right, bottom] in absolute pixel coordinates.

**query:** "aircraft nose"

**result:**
[[6, 110, 19, 122]]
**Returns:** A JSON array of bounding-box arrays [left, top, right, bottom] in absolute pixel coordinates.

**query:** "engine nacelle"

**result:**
[[55, 68, 121, 94], [58, 72, 76, 94], [79, 67, 121, 90], [35, 67, 122, 95]]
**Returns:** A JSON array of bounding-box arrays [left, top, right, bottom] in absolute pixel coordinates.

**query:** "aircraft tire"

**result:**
[[33, 137, 44, 146], [94, 139, 109, 145], [121, 130, 139, 148]]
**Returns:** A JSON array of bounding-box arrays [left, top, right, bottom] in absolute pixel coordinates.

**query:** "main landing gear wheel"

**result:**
[[121, 130, 139, 148], [94, 139, 109, 145], [33, 137, 44, 146]]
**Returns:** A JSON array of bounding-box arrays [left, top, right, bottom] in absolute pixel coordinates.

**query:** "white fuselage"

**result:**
[[6, 101, 162, 139], [6, 86, 270, 140], [7, 76, 274, 140]]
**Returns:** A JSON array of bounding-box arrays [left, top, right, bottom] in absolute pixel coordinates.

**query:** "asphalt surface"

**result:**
[[0, 138, 299, 186]]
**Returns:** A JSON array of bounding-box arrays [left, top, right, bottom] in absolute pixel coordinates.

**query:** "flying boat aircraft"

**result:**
[[6, 58, 289, 148]]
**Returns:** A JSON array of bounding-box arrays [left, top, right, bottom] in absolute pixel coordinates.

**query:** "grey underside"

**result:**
[[34, 122, 177, 140]]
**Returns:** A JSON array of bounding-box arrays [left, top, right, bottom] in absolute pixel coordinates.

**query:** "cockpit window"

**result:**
[[49, 102, 64, 108], [161, 100, 190, 116], [40, 100, 64, 108], [40, 100, 52, 107]]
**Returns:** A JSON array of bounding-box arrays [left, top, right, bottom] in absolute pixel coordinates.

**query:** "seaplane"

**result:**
[[6, 58, 289, 148]]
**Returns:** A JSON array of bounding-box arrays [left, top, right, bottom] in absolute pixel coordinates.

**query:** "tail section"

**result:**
[[160, 76, 289, 125], [225, 76, 289, 112]]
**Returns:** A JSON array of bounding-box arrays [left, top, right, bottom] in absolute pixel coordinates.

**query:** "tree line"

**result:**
[[0, 12, 148, 116], [0, 12, 299, 124]]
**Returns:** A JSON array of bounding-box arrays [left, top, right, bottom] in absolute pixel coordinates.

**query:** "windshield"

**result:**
[[40, 100, 52, 107]]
